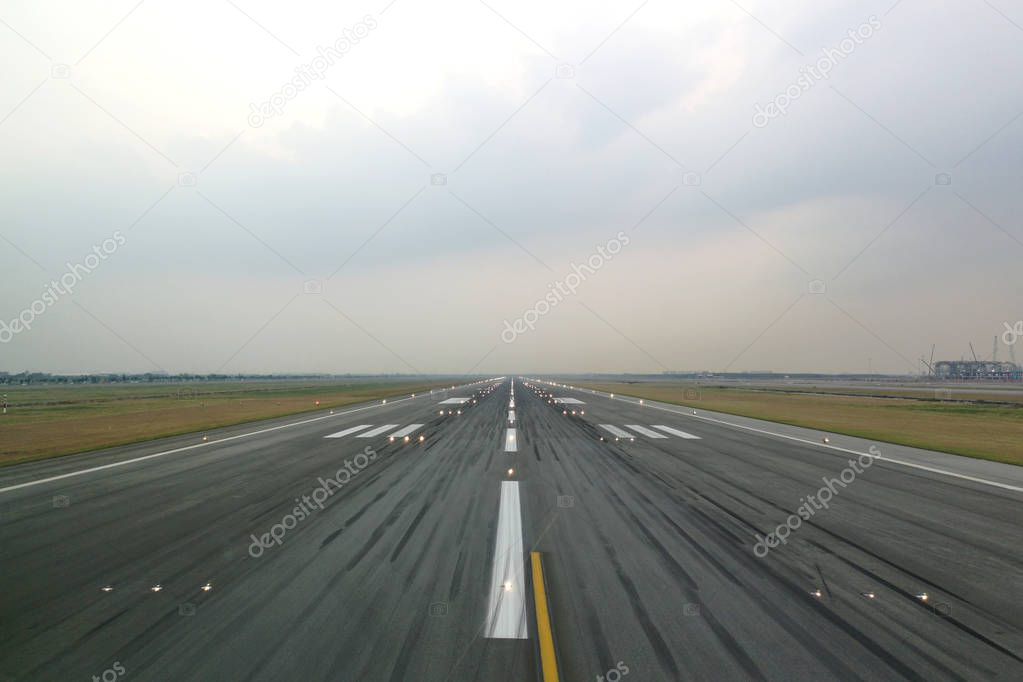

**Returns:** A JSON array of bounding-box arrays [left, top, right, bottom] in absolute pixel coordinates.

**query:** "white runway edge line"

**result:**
[[626, 425, 667, 439], [388, 424, 424, 438], [485, 481, 528, 639], [651, 425, 701, 439], [325, 424, 374, 438], [0, 380, 487, 496], [504, 429, 518, 452], [571, 384, 1023, 494]]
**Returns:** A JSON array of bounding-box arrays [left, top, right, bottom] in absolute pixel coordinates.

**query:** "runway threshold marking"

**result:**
[[626, 425, 667, 438], [569, 385, 1023, 494], [505, 429, 518, 452], [357, 424, 399, 438], [388, 424, 424, 438], [0, 379, 483, 496], [325, 424, 374, 438], [531, 552, 561, 682], [599, 425, 634, 439], [485, 481, 527, 639], [651, 425, 701, 439]]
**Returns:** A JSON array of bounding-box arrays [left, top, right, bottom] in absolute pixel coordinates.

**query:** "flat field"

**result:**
[[0, 379, 457, 466]]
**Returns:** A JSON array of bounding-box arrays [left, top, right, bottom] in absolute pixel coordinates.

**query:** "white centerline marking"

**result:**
[[485, 481, 527, 639], [504, 429, 518, 452], [651, 425, 701, 439], [357, 424, 399, 438], [508, 410, 516, 424], [626, 425, 667, 439], [388, 424, 424, 438], [599, 425, 635, 439], [325, 424, 374, 439]]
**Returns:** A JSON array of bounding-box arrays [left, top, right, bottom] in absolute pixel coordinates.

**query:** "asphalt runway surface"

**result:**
[[1, 378, 1021, 681]]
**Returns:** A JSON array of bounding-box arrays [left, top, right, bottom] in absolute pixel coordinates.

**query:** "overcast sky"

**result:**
[[1, 0, 1021, 375]]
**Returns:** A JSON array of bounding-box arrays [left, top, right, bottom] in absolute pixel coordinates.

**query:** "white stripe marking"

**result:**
[[504, 429, 518, 452], [485, 481, 527, 639], [578, 386, 1023, 493], [0, 381, 473, 496], [554, 397, 585, 404], [388, 424, 424, 438], [599, 425, 635, 439], [438, 398, 469, 404], [508, 410, 516, 423], [357, 424, 399, 438], [651, 425, 701, 439], [626, 425, 667, 438], [324, 424, 374, 439]]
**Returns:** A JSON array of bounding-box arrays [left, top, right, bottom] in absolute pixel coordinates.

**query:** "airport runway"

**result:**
[[1, 378, 1021, 681]]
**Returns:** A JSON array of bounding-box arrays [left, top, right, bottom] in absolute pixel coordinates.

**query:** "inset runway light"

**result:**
[[389, 436, 395, 443], [810, 589, 823, 598], [507, 468, 514, 476], [822, 437, 829, 443], [202, 435, 208, 442], [916, 592, 929, 602], [404, 436, 410, 443], [201, 582, 213, 592], [382, 399, 387, 404], [861, 592, 876, 599], [439, 410, 444, 415], [640, 399, 644, 405], [419, 435, 425, 442], [100, 585, 114, 592], [503, 581, 513, 592], [151, 584, 163, 593]]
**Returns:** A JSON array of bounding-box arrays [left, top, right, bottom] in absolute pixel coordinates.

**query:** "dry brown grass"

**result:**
[[0, 380, 456, 467]]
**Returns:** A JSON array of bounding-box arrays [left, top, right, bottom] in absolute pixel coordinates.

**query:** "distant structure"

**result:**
[[926, 335, 1022, 381], [933, 360, 1020, 381]]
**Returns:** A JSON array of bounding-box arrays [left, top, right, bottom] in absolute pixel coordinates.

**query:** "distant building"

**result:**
[[933, 360, 1021, 381]]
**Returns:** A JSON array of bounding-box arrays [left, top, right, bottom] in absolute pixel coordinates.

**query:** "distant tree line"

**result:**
[[0, 372, 422, 385]]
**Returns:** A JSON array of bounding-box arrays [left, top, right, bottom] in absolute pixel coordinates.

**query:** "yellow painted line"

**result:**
[[531, 551, 560, 682]]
